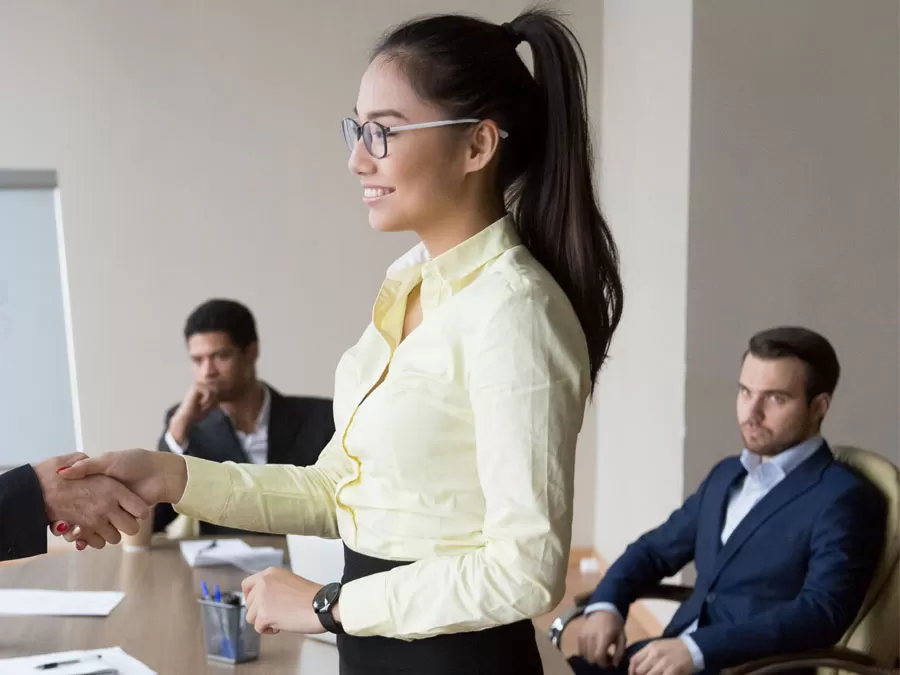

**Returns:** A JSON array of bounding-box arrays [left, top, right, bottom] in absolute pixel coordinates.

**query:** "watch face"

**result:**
[[314, 583, 340, 612], [324, 583, 340, 604]]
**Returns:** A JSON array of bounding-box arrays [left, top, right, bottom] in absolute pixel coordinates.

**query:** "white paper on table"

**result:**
[[0, 647, 156, 675], [179, 538, 284, 573], [0, 590, 124, 616]]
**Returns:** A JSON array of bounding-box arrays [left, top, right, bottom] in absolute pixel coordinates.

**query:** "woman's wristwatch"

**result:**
[[313, 582, 344, 634]]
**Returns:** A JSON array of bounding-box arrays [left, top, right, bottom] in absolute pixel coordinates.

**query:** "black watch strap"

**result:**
[[313, 582, 345, 635], [317, 607, 344, 634]]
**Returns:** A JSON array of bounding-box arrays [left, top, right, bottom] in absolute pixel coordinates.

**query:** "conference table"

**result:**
[[0, 536, 572, 674], [0, 536, 339, 673]]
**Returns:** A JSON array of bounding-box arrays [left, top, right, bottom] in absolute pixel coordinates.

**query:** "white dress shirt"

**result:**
[[584, 435, 824, 671], [164, 384, 272, 465]]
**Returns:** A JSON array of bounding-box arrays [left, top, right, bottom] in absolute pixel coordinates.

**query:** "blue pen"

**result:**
[[201, 581, 234, 658], [212, 584, 235, 659]]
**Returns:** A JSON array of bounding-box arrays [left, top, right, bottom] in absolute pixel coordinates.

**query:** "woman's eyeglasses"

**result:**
[[341, 117, 509, 159]]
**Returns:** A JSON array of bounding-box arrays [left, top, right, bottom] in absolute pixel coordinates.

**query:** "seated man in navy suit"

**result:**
[[571, 326, 886, 675], [153, 299, 335, 535]]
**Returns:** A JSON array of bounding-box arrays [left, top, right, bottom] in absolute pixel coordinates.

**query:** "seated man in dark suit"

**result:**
[[571, 326, 886, 675], [154, 299, 334, 535]]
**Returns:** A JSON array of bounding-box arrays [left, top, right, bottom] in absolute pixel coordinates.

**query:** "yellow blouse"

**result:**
[[175, 215, 590, 639]]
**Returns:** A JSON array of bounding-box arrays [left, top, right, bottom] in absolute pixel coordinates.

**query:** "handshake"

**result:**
[[35, 449, 188, 550]]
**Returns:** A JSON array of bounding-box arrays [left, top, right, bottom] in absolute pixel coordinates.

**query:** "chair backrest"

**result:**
[[828, 446, 899, 669]]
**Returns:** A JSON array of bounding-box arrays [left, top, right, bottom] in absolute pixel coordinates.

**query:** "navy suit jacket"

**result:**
[[588, 443, 886, 673]]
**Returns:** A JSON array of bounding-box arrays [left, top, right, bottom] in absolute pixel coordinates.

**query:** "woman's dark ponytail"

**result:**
[[507, 11, 622, 390]]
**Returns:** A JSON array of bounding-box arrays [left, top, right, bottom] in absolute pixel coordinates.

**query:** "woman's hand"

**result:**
[[54, 450, 187, 547], [242, 567, 329, 635], [35, 452, 149, 550], [59, 449, 187, 505]]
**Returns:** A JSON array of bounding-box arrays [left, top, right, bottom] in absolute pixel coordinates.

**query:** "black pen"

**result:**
[[34, 653, 103, 670]]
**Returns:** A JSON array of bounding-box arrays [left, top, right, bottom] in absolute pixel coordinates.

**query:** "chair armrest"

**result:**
[[639, 584, 693, 603], [727, 647, 881, 675], [573, 591, 592, 607], [573, 583, 694, 608]]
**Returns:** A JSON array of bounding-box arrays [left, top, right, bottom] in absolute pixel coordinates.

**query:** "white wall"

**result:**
[[567, 0, 605, 551], [0, 0, 604, 545], [593, 0, 693, 598], [684, 0, 900, 487]]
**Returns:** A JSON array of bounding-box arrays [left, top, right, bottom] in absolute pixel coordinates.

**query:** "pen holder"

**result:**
[[198, 596, 261, 664]]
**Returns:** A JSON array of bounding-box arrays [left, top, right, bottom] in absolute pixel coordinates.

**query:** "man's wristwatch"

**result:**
[[313, 582, 344, 634]]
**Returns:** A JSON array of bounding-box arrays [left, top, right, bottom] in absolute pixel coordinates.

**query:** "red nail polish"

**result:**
[[76, 541, 86, 551], [56, 466, 71, 474], [55, 523, 69, 534]]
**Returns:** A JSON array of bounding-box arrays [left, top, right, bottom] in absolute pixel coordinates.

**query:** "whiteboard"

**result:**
[[0, 179, 79, 467]]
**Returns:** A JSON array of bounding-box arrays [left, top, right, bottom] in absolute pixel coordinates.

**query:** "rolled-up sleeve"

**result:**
[[338, 285, 590, 639], [174, 431, 353, 539]]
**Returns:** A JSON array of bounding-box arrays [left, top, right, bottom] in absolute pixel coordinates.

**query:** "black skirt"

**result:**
[[337, 544, 544, 675]]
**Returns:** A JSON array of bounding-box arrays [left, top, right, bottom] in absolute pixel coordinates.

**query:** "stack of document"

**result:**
[[0, 647, 155, 674], [179, 538, 283, 573]]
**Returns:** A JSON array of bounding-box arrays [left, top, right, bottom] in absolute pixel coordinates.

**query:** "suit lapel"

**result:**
[[197, 409, 248, 463], [709, 444, 832, 585], [700, 460, 747, 570]]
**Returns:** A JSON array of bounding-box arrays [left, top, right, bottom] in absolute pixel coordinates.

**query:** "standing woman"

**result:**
[[63, 9, 623, 675]]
